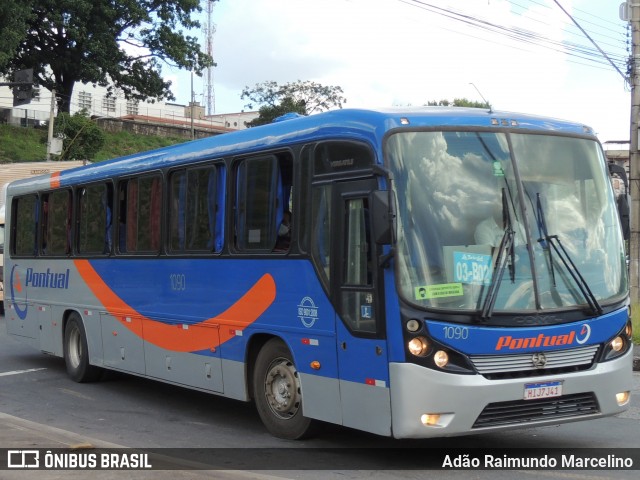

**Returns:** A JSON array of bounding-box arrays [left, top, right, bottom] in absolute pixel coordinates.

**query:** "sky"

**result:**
[[165, 0, 630, 144]]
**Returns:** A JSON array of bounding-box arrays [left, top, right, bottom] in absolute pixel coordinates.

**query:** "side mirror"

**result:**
[[370, 190, 392, 245], [618, 194, 630, 241]]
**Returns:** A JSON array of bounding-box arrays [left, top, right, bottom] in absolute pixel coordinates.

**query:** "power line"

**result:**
[[507, 0, 627, 48], [515, 0, 627, 36], [550, 0, 626, 80], [397, 0, 627, 74]]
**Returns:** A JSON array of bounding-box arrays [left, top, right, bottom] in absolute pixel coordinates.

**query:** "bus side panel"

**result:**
[[220, 359, 248, 401], [5, 301, 38, 339], [100, 312, 145, 375], [35, 304, 55, 354], [145, 327, 224, 393], [335, 321, 391, 436]]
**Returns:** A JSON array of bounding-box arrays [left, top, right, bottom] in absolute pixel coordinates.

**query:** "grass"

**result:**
[[0, 124, 187, 163], [92, 130, 188, 161], [0, 125, 48, 161], [632, 305, 640, 345]]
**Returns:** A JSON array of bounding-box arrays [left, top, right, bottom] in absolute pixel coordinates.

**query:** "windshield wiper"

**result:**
[[481, 188, 515, 319], [535, 194, 602, 315]]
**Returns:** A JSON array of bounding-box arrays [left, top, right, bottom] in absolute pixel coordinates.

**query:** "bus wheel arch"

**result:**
[[251, 337, 315, 439], [63, 310, 102, 383]]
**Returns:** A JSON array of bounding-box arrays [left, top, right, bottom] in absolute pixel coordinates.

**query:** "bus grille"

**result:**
[[469, 345, 599, 378], [472, 393, 599, 429]]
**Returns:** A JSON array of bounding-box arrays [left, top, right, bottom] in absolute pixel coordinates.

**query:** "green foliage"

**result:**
[[242, 80, 346, 127], [0, 124, 48, 162], [92, 130, 187, 161], [248, 97, 307, 128], [54, 112, 106, 161], [0, 0, 214, 113], [0, 1, 34, 69], [632, 305, 640, 345], [426, 98, 491, 109], [0, 124, 186, 163]]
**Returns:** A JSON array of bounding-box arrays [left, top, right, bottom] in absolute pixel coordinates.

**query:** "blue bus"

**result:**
[[3, 108, 633, 439]]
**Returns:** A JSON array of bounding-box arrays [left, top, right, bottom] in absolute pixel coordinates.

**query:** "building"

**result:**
[[0, 81, 257, 133]]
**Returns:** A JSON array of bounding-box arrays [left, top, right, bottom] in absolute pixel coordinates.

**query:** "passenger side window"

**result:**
[[310, 185, 332, 289], [41, 189, 72, 256], [235, 154, 293, 252], [169, 165, 223, 253], [77, 183, 112, 255], [119, 175, 162, 254], [12, 195, 38, 256]]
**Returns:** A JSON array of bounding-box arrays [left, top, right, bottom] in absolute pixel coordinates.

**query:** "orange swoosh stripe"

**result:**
[[74, 259, 276, 352]]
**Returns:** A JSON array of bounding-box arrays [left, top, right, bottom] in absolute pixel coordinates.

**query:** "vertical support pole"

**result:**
[[46, 89, 56, 161], [190, 72, 195, 140]]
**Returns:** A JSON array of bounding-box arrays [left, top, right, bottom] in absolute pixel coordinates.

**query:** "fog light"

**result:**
[[420, 414, 441, 426], [616, 391, 630, 406], [434, 350, 449, 368], [408, 337, 429, 357], [610, 336, 624, 352]]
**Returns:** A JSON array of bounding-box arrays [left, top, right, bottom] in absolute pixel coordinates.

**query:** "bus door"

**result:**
[[332, 179, 391, 436]]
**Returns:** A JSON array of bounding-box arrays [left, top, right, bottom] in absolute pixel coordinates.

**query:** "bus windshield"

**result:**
[[387, 130, 628, 317]]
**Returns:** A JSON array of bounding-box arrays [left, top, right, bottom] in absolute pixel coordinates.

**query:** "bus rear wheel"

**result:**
[[64, 313, 101, 383], [253, 338, 314, 439]]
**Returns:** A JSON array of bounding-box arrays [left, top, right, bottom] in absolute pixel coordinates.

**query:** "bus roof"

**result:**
[[5, 107, 596, 192], [0, 160, 89, 208]]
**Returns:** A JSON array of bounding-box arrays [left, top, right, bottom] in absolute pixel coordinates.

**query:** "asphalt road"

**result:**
[[1, 315, 639, 480]]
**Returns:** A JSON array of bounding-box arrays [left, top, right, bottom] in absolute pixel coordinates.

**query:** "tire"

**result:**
[[253, 338, 315, 439], [64, 313, 102, 383]]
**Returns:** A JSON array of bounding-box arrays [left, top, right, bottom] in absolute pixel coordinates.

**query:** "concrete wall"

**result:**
[[95, 117, 229, 140]]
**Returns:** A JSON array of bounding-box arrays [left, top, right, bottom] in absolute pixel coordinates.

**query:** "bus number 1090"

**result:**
[[442, 326, 469, 340], [170, 273, 186, 291]]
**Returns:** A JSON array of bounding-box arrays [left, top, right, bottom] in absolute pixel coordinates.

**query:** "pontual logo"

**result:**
[[494, 324, 591, 351], [24, 268, 70, 289], [11, 265, 71, 320]]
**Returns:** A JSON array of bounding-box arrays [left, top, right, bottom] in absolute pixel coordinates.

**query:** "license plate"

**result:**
[[523, 381, 563, 400]]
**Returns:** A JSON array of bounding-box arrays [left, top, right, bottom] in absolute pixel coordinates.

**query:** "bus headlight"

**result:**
[[408, 337, 429, 357], [610, 336, 625, 352], [433, 350, 449, 368], [601, 322, 632, 362]]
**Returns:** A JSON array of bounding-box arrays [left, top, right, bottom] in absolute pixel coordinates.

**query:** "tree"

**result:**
[[54, 111, 105, 161], [0, 1, 33, 70], [0, 0, 214, 113], [241, 80, 346, 127], [248, 97, 307, 127], [426, 98, 491, 109]]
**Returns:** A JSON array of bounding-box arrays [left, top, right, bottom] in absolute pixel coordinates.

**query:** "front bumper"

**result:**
[[389, 350, 633, 439]]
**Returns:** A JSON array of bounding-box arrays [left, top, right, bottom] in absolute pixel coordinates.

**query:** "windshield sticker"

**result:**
[[492, 161, 504, 177], [453, 252, 492, 285], [415, 283, 463, 300]]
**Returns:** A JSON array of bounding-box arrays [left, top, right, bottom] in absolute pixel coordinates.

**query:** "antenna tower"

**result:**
[[203, 0, 217, 115]]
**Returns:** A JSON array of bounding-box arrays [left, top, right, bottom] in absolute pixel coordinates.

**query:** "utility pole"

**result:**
[[46, 89, 56, 161], [190, 72, 195, 140], [630, 1, 640, 304]]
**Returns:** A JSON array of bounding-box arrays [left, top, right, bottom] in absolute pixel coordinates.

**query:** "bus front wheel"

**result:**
[[253, 338, 314, 439], [64, 313, 101, 383]]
